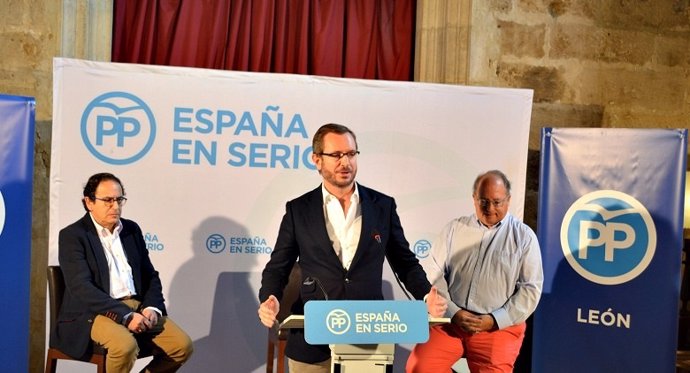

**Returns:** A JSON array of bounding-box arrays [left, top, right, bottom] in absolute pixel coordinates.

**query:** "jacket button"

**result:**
[[345, 278, 350, 283]]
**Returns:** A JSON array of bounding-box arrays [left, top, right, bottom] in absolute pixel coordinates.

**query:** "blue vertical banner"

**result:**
[[0, 94, 35, 372], [533, 128, 688, 373]]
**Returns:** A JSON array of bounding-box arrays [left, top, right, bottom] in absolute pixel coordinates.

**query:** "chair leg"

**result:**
[[277, 340, 287, 373], [44, 356, 57, 373], [266, 336, 275, 373], [95, 354, 106, 373]]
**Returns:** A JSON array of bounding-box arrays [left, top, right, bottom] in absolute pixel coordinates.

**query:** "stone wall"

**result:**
[[0, 0, 688, 371], [1, 1, 111, 371], [415, 0, 690, 230], [471, 0, 690, 133], [1, 2, 60, 372]]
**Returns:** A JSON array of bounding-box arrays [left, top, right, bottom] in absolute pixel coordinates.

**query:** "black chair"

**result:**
[[44, 265, 152, 373], [266, 263, 302, 373]]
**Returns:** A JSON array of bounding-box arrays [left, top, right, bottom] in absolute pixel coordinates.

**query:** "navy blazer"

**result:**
[[51, 213, 166, 360], [259, 184, 431, 363]]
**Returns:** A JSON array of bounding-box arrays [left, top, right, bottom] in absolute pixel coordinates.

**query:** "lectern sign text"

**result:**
[[304, 300, 429, 345]]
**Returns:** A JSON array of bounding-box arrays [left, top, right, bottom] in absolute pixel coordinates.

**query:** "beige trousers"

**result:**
[[288, 357, 331, 373], [90, 299, 193, 373]]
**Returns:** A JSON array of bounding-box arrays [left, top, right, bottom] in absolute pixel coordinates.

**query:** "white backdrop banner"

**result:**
[[50, 57, 533, 372]]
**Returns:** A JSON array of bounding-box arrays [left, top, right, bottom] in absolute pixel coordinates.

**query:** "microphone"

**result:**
[[372, 230, 382, 244], [375, 228, 413, 300], [303, 276, 329, 300]]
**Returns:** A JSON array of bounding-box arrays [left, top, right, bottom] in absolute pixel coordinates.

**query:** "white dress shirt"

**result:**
[[89, 214, 136, 299], [322, 184, 362, 270]]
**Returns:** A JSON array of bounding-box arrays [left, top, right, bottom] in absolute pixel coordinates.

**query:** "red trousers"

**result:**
[[406, 322, 526, 373]]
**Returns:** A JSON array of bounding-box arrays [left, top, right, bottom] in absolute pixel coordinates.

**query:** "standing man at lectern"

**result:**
[[406, 170, 543, 373], [53, 172, 193, 373], [258, 123, 447, 373]]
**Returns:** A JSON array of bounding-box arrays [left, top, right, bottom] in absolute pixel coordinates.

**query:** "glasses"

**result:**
[[318, 150, 360, 160], [93, 196, 127, 206], [476, 196, 509, 208]]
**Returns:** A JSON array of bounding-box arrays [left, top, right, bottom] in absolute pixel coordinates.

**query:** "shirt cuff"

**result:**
[[122, 311, 133, 326], [491, 308, 511, 329], [144, 306, 163, 317]]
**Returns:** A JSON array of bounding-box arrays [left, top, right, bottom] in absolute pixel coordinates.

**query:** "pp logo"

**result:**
[[206, 234, 226, 254], [413, 240, 431, 259], [326, 309, 351, 335], [560, 190, 656, 285], [0, 190, 5, 237], [81, 92, 156, 165]]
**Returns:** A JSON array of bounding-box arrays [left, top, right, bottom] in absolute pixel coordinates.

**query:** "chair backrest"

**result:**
[[276, 262, 301, 323], [46, 266, 65, 331]]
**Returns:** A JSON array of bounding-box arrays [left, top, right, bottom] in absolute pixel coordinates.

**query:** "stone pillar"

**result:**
[[414, 0, 472, 84], [61, 0, 113, 60], [29, 2, 112, 372]]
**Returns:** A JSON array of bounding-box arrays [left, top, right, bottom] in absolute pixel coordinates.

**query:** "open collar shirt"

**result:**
[[427, 212, 543, 329], [322, 183, 362, 270], [89, 214, 136, 299]]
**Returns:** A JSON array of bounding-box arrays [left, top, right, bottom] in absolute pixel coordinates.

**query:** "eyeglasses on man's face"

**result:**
[[476, 196, 509, 208], [93, 196, 128, 207], [318, 150, 360, 160]]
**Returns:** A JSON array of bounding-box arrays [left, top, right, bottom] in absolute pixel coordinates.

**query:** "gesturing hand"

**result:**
[[258, 295, 280, 328], [425, 286, 448, 318]]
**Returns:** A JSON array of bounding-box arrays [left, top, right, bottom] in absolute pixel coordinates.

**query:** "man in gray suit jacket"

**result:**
[[258, 123, 447, 372], [52, 173, 193, 373]]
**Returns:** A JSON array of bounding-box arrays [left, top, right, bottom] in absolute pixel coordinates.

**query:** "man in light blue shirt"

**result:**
[[407, 170, 543, 373]]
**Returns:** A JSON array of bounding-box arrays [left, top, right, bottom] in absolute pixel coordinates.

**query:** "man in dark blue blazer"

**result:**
[[258, 123, 447, 372], [52, 173, 193, 372]]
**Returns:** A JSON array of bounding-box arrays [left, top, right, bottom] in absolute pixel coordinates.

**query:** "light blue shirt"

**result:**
[[427, 213, 543, 329]]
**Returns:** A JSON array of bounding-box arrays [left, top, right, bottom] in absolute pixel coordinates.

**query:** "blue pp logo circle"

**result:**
[[560, 190, 656, 285], [206, 234, 226, 254], [0, 190, 5, 237], [326, 309, 351, 335], [81, 92, 156, 165], [413, 240, 432, 259]]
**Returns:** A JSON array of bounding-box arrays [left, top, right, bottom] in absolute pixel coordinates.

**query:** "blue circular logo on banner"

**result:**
[[81, 92, 156, 165], [560, 190, 656, 285], [326, 309, 351, 335], [206, 234, 226, 253], [413, 239, 432, 259], [0, 190, 5, 237]]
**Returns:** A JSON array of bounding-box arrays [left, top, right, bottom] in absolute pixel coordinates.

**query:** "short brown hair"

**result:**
[[312, 123, 358, 154]]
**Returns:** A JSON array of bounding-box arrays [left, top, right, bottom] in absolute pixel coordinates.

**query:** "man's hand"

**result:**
[[141, 308, 160, 330], [126, 312, 149, 333], [425, 286, 448, 318], [451, 309, 495, 334], [258, 295, 280, 328]]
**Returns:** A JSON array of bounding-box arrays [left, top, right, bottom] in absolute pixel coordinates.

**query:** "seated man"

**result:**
[[407, 170, 543, 373], [51, 172, 193, 373]]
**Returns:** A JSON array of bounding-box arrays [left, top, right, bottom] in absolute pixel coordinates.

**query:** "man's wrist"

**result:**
[[143, 306, 163, 317], [122, 312, 133, 326]]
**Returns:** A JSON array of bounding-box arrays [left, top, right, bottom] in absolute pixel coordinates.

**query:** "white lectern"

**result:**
[[280, 300, 449, 373]]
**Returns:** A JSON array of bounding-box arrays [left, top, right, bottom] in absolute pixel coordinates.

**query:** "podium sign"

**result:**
[[304, 300, 429, 345]]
